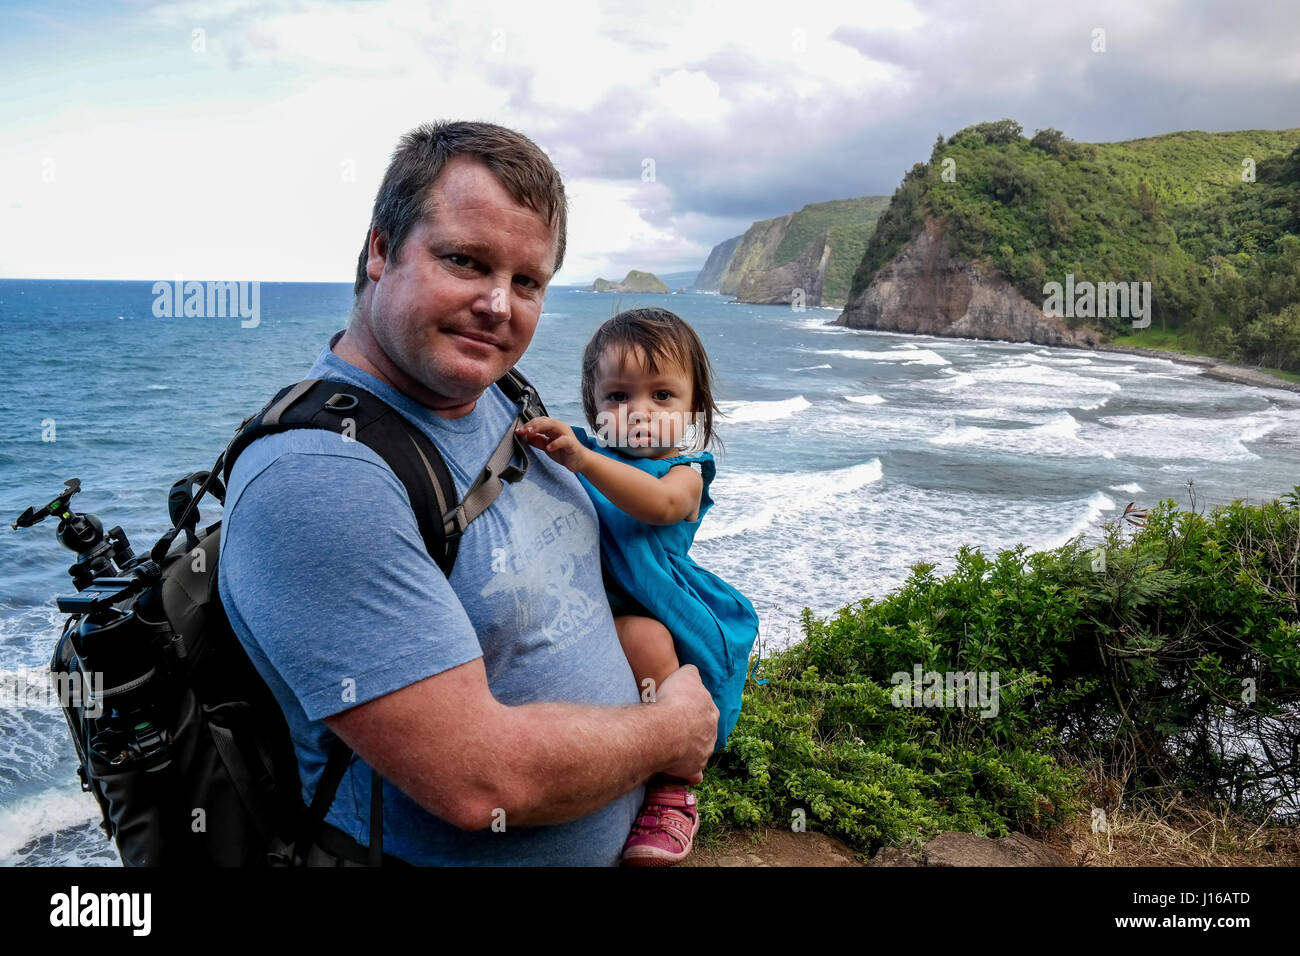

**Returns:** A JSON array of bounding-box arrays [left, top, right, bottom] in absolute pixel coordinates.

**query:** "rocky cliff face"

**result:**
[[718, 216, 790, 296], [735, 237, 831, 305], [836, 219, 1106, 347], [694, 197, 888, 308], [693, 236, 741, 291]]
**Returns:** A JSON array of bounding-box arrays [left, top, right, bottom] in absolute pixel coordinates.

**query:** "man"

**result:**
[[217, 121, 718, 865]]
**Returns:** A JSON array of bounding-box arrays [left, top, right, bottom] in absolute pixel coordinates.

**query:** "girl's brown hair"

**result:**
[[580, 307, 722, 452]]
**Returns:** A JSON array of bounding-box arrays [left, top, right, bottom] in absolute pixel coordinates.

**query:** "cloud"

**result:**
[[1, 0, 1296, 281]]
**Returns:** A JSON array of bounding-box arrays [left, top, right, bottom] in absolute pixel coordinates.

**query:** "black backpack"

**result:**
[[51, 369, 545, 866]]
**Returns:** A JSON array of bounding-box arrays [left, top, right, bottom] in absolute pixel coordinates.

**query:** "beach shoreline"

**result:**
[[1093, 343, 1300, 395]]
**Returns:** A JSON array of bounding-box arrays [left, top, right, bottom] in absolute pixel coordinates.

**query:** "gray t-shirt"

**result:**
[[217, 330, 644, 864]]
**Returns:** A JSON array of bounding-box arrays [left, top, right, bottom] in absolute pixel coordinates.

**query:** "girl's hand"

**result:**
[[516, 417, 590, 473]]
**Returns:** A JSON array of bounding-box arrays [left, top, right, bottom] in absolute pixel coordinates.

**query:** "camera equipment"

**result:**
[[13, 480, 174, 774]]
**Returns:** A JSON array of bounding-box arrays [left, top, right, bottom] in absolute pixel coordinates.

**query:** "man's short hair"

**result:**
[[354, 121, 567, 296]]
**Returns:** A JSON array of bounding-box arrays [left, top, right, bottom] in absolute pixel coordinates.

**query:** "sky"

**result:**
[[2, 0, 1297, 285]]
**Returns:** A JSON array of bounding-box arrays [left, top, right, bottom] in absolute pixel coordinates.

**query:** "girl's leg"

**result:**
[[613, 614, 699, 866], [613, 614, 679, 699]]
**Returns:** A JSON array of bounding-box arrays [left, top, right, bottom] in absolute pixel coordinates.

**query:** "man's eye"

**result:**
[[447, 254, 476, 268], [515, 275, 539, 289]]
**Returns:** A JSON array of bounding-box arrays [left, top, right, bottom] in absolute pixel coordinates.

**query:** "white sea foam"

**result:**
[[936, 371, 977, 390], [918, 359, 1121, 411], [1039, 491, 1119, 550], [792, 315, 852, 333], [719, 395, 812, 423], [952, 405, 1060, 424], [930, 422, 987, 446], [1109, 482, 1145, 494], [1240, 414, 1286, 443], [976, 361, 1122, 392], [0, 787, 104, 863], [697, 459, 884, 541], [1075, 397, 1113, 411], [0, 604, 65, 659], [787, 364, 832, 371], [1031, 348, 1095, 365], [815, 348, 950, 366], [929, 411, 1114, 459], [1088, 411, 1284, 463], [692, 476, 1138, 651], [843, 394, 885, 405]]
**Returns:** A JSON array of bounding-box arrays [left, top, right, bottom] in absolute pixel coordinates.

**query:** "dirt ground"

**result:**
[[675, 819, 1300, 867], [678, 828, 868, 866]]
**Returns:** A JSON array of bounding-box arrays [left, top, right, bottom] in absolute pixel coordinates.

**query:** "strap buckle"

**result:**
[[517, 385, 539, 422], [323, 392, 360, 413], [441, 505, 467, 543]]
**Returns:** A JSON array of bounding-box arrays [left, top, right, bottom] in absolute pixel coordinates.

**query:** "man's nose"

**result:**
[[475, 280, 511, 322]]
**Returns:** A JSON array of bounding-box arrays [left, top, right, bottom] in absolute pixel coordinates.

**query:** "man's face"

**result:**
[[363, 156, 557, 408]]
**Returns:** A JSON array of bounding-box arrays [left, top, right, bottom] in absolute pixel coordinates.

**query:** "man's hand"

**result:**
[[652, 664, 719, 784], [516, 416, 590, 473]]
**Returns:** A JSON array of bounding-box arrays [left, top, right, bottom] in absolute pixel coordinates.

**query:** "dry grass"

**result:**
[[1037, 759, 1300, 867]]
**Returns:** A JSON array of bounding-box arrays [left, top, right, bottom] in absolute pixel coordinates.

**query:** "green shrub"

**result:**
[[701, 486, 1300, 853]]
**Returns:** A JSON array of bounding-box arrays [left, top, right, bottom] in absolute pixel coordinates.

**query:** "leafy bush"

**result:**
[[700, 487, 1300, 853]]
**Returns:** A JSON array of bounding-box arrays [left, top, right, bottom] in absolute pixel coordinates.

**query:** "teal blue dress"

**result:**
[[572, 426, 759, 752]]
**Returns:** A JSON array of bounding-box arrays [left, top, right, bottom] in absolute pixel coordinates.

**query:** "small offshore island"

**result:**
[[588, 269, 670, 293]]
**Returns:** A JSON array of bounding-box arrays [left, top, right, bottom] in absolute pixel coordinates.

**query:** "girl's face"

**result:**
[[592, 344, 697, 458]]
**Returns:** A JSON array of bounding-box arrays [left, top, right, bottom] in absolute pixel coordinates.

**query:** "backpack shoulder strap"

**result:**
[[230, 379, 462, 576], [211, 366, 544, 575]]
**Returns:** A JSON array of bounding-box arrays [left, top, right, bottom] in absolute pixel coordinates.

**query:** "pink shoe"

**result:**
[[621, 783, 699, 866]]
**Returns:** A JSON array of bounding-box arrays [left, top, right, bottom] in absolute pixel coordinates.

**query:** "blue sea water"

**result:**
[[2, 278, 1299, 865]]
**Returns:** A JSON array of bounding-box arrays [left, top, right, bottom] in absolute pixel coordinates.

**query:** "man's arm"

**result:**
[[323, 657, 717, 830]]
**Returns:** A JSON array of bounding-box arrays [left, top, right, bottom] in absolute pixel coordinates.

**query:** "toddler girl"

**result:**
[[516, 307, 759, 866]]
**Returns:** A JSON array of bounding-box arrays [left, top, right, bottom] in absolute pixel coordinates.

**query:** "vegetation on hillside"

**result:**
[[770, 196, 891, 305], [699, 486, 1300, 855], [847, 121, 1300, 372]]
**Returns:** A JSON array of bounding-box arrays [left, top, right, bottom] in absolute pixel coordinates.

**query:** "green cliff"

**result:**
[[839, 120, 1300, 370], [694, 196, 889, 307]]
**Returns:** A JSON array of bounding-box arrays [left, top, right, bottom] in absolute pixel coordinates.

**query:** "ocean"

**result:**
[[2, 278, 1298, 865]]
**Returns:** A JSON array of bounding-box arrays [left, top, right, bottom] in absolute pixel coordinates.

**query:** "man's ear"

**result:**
[[366, 225, 388, 283]]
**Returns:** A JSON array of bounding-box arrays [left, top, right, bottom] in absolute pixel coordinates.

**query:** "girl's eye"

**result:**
[[654, 390, 672, 401], [606, 391, 627, 403]]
